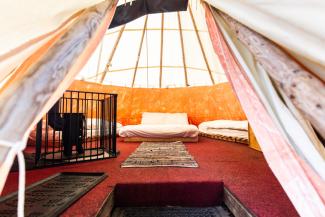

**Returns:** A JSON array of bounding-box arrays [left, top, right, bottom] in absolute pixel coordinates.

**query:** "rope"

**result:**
[[0, 140, 26, 217]]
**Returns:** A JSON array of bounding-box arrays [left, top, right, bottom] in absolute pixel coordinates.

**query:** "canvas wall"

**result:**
[[69, 80, 246, 125]]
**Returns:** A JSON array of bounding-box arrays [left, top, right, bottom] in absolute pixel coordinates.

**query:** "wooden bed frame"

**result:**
[[199, 132, 248, 144]]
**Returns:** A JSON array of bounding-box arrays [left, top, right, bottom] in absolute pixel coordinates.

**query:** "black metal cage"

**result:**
[[33, 90, 118, 167]]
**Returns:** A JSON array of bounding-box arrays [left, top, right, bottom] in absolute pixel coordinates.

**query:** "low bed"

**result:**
[[119, 112, 199, 142], [199, 120, 249, 144]]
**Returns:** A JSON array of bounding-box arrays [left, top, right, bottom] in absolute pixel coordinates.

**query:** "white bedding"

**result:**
[[119, 124, 199, 138], [198, 120, 248, 140], [201, 128, 248, 140], [199, 120, 248, 131]]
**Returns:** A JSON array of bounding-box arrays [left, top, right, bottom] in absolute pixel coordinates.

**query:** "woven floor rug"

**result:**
[[121, 141, 198, 168]]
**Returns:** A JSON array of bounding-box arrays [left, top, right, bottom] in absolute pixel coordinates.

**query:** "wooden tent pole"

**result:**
[[100, 24, 125, 83], [159, 13, 164, 88], [219, 12, 325, 139], [189, 5, 215, 85], [95, 41, 104, 82], [131, 15, 148, 87], [178, 12, 189, 87]]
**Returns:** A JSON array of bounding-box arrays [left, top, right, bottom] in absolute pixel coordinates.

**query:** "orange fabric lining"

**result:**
[[69, 80, 246, 125]]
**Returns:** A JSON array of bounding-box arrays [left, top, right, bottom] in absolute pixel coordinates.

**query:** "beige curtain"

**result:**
[[205, 0, 325, 81], [0, 0, 117, 200]]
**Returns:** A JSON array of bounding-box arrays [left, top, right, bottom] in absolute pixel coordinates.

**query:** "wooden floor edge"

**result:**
[[224, 187, 256, 217], [96, 188, 115, 217], [96, 185, 256, 217]]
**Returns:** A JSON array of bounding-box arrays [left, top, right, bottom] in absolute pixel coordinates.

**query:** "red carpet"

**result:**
[[2, 137, 299, 217]]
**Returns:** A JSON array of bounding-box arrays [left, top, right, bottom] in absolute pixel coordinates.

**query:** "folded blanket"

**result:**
[[199, 120, 248, 131]]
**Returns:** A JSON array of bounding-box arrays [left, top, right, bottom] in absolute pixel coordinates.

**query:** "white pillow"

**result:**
[[141, 112, 189, 125]]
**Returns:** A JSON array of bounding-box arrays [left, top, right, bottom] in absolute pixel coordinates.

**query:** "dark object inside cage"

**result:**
[[33, 90, 118, 167]]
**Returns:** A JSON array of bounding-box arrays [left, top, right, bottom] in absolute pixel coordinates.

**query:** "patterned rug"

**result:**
[[121, 141, 198, 168]]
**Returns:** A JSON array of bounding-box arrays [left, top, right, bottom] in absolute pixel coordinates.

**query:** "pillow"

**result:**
[[141, 112, 189, 125]]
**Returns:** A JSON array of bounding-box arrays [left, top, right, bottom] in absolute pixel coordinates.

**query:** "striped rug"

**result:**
[[121, 141, 198, 168]]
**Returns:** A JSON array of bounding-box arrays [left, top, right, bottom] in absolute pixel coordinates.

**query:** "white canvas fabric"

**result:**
[[205, 0, 325, 81], [0, 0, 324, 216], [213, 12, 325, 216], [0, 1, 117, 216], [141, 112, 189, 125], [0, 0, 106, 85], [77, 1, 227, 87]]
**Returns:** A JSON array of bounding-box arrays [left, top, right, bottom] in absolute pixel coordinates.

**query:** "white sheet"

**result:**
[[119, 124, 199, 138], [205, 0, 325, 81], [199, 120, 248, 132]]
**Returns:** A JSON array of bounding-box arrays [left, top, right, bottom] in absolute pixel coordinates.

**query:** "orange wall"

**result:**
[[69, 81, 246, 125]]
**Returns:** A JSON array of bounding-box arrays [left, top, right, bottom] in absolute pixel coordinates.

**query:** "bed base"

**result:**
[[199, 132, 248, 144], [123, 136, 199, 143]]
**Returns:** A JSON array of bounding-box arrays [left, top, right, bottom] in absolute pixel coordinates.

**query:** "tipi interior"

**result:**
[[0, 0, 324, 217]]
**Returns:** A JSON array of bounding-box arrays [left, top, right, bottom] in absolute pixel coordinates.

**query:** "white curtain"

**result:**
[[205, 0, 325, 81]]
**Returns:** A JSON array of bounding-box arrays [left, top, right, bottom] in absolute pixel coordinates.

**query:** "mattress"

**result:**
[[198, 120, 248, 144], [119, 124, 199, 138], [200, 128, 248, 139]]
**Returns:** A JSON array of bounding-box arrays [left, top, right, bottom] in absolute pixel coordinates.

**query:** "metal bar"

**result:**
[[35, 119, 43, 165], [96, 93, 100, 159], [45, 113, 48, 165], [33, 89, 117, 168], [112, 94, 117, 156], [90, 93, 94, 159], [131, 15, 149, 87], [189, 5, 215, 85]]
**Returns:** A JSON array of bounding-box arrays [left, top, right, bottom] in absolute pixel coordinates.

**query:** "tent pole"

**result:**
[[100, 25, 126, 83], [95, 41, 104, 82], [159, 13, 164, 88], [189, 5, 215, 85], [131, 15, 148, 87], [178, 12, 189, 87]]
